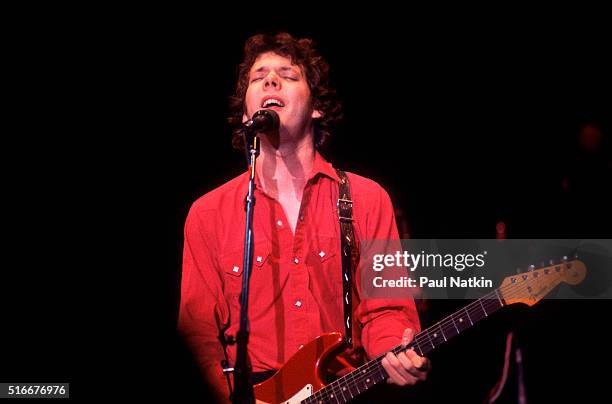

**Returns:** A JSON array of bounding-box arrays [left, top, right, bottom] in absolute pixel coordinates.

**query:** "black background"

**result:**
[[2, 5, 611, 403]]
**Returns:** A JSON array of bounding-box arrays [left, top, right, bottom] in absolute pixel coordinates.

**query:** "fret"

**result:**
[[440, 318, 458, 339], [364, 363, 386, 388], [465, 307, 474, 325], [483, 299, 498, 314], [451, 314, 460, 334], [418, 342, 433, 356], [479, 298, 488, 317], [347, 381, 358, 399], [471, 302, 487, 323], [426, 329, 435, 348], [328, 388, 339, 404], [363, 375, 372, 392], [354, 380, 361, 394], [373, 367, 386, 383], [439, 324, 447, 342], [495, 289, 504, 306], [409, 338, 422, 356], [345, 382, 354, 401], [330, 382, 342, 404], [337, 381, 347, 403], [327, 365, 377, 403], [480, 294, 504, 318], [427, 328, 445, 347]]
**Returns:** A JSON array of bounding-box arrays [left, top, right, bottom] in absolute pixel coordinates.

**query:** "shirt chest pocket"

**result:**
[[220, 245, 271, 303]]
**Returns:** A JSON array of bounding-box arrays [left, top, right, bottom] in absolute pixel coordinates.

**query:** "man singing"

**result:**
[[178, 32, 430, 403]]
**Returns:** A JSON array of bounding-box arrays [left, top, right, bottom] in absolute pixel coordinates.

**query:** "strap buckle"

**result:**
[[337, 198, 353, 222]]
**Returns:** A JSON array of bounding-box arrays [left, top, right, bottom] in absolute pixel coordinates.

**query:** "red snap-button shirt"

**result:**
[[178, 152, 420, 396]]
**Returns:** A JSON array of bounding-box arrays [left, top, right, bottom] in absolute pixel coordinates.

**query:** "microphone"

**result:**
[[243, 109, 280, 134]]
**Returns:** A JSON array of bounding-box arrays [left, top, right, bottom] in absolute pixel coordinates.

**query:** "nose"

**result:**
[[263, 72, 281, 90]]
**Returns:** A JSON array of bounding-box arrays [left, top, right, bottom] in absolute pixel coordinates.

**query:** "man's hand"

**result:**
[[380, 328, 431, 386]]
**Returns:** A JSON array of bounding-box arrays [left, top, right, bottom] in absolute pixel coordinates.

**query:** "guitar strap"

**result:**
[[335, 169, 358, 348]]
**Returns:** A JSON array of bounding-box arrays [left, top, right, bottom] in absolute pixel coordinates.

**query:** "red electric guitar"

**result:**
[[253, 258, 587, 403]]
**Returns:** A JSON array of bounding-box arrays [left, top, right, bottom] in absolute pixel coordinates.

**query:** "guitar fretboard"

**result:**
[[302, 289, 505, 404]]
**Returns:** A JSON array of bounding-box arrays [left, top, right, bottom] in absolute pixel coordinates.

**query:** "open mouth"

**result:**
[[261, 98, 285, 108]]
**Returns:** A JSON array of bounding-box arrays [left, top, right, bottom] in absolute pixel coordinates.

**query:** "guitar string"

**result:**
[[311, 293, 504, 403], [308, 281, 537, 404], [308, 292, 505, 403], [314, 271, 568, 404], [307, 268, 571, 403], [306, 260, 580, 402], [397, 263, 570, 353], [361, 264, 567, 369], [331, 276, 560, 398]]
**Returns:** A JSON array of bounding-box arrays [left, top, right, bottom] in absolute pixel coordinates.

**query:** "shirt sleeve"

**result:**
[[354, 184, 422, 359], [177, 205, 231, 403]]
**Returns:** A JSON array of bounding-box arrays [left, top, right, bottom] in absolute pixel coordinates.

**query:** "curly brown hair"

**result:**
[[228, 32, 342, 151]]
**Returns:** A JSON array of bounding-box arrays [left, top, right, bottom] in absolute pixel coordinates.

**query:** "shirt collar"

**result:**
[[251, 150, 342, 188], [309, 151, 342, 183]]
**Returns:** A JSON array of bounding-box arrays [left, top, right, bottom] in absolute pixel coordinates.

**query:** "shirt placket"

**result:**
[[286, 181, 314, 352]]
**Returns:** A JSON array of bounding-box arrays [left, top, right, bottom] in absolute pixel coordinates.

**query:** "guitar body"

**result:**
[[254, 332, 344, 404]]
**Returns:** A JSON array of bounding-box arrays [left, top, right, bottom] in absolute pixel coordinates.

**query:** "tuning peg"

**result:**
[[562, 256, 568, 262], [549, 259, 555, 266], [528, 264, 535, 272], [516, 268, 522, 274]]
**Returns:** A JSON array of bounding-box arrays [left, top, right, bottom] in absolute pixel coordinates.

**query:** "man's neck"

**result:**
[[255, 134, 315, 200]]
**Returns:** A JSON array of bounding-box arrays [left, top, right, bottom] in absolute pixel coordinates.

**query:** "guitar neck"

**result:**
[[303, 289, 505, 403]]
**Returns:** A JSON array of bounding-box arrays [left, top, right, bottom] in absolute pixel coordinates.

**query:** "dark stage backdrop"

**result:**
[[3, 6, 610, 403]]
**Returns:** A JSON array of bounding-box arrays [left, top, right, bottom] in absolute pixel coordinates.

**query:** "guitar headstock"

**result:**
[[499, 258, 587, 306]]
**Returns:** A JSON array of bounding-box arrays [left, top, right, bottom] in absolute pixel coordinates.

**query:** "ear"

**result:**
[[312, 109, 323, 119]]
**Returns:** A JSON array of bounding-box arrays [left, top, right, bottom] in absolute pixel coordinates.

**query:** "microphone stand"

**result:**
[[232, 130, 259, 404]]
